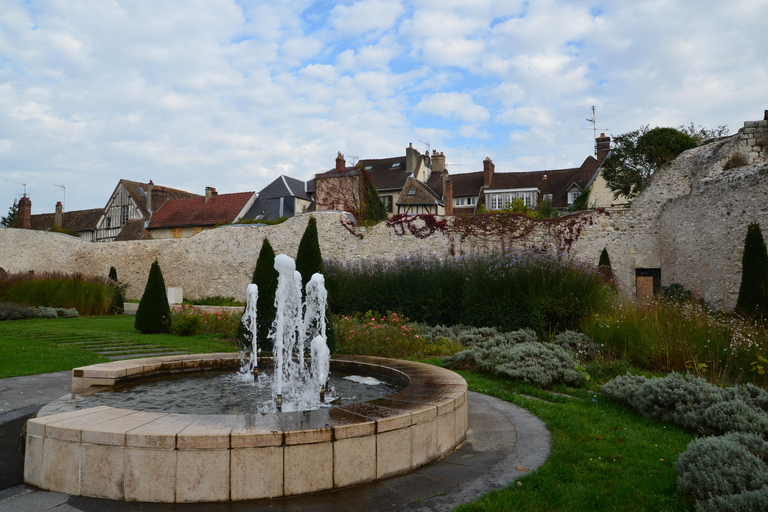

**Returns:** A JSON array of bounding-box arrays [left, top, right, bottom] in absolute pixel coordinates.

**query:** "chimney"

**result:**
[[483, 157, 495, 187], [17, 196, 31, 229], [431, 150, 446, 174], [205, 186, 214, 203], [764, 110, 768, 121], [151, 185, 169, 212], [147, 180, 153, 212], [335, 152, 346, 172], [406, 143, 419, 174], [596, 133, 611, 164], [54, 202, 63, 228], [444, 175, 454, 216]]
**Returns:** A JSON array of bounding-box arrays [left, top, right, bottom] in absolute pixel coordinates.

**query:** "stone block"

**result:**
[[177, 414, 237, 449], [411, 418, 438, 468], [437, 409, 457, 455], [284, 442, 333, 495], [80, 443, 125, 500], [23, 434, 45, 487], [334, 435, 376, 488], [82, 411, 163, 446], [167, 286, 183, 304], [41, 438, 80, 495], [176, 449, 230, 503], [125, 447, 176, 503], [455, 400, 468, 443], [230, 446, 284, 500], [126, 414, 196, 449], [377, 427, 412, 478]]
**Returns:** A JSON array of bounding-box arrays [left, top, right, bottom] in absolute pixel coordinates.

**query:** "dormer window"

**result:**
[[391, 162, 401, 168], [364, 165, 373, 171], [408, 189, 416, 196]]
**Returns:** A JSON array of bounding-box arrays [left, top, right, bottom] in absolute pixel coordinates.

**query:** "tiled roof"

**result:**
[[449, 171, 486, 197], [117, 179, 201, 217], [396, 176, 444, 206], [487, 156, 598, 208], [30, 208, 103, 232], [315, 156, 417, 193], [148, 192, 255, 229], [114, 219, 152, 241]]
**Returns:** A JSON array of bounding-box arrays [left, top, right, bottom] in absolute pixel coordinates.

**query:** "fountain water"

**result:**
[[239, 254, 331, 411]]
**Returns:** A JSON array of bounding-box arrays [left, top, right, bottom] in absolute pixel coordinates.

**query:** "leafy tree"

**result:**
[[135, 260, 171, 334], [677, 122, 729, 143], [736, 222, 768, 319], [534, 199, 559, 219], [237, 238, 279, 352], [602, 126, 697, 199], [295, 216, 336, 352], [108, 266, 125, 314], [1, 199, 19, 227], [569, 187, 592, 211]]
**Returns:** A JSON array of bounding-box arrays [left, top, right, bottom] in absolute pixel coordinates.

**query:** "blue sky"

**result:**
[[1, 0, 767, 214]]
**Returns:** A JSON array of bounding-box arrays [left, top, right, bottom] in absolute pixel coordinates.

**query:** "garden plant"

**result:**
[[134, 260, 172, 334]]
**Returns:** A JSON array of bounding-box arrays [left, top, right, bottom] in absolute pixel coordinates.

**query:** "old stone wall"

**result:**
[[739, 120, 768, 165], [1, 120, 766, 311]]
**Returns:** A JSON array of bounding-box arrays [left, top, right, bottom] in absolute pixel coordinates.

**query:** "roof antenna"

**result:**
[[53, 184, 66, 210], [418, 139, 431, 155], [16, 182, 27, 197], [583, 106, 608, 157], [348, 155, 359, 165]]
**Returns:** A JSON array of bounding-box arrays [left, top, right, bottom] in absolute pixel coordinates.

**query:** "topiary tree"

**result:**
[[237, 238, 279, 352], [295, 216, 335, 352], [736, 222, 768, 319], [598, 248, 612, 268], [135, 260, 171, 334], [108, 266, 125, 314]]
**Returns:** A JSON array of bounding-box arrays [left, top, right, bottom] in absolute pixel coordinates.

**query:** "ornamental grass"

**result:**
[[0, 270, 120, 316]]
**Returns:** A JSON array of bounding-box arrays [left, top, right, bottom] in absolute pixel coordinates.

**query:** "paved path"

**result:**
[[0, 372, 551, 512]]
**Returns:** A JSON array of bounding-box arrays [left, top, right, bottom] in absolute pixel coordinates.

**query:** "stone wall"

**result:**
[[739, 120, 768, 165], [2, 119, 767, 311]]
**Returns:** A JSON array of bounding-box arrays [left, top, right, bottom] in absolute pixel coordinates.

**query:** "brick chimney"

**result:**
[[406, 143, 419, 174], [151, 185, 169, 212], [335, 152, 346, 172], [444, 174, 454, 216], [431, 150, 446, 174], [205, 187, 214, 203], [483, 157, 495, 187], [17, 195, 31, 229], [54, 202, 63, 228], [596, 133, 611, 164], [764, 110, 768, 121]]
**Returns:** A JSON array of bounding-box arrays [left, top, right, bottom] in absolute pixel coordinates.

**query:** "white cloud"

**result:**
[[414, 92, 490, 123], [330, 0, 404, 36]]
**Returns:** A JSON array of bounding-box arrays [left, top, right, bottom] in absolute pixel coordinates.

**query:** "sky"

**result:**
[[1, 0, 767, 215]]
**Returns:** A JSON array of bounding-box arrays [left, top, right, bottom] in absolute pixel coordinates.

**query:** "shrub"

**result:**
[[334, 311, 461, 359], [598, 247, 611, 268], [662, 283, 694, 303], [135, 260, 171, 334], [601, 373, 768, 438], [553, 330, 603, 361], [186, 296, 242, 307], [56, 307, 79, 318], [0, 302, 35, 321], [736, 222, 768, 319], [172, 314, 202, 336], [238, 239, 279, 351], [33, 306, 58, 319], [0, 271, 119, 315], [675, 433, 768, 508], [108, 266, 125, 314], [172, 304, 240, 338], [443, 330, 585, 388]]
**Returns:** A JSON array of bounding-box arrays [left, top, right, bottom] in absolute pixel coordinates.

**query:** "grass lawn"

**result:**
[[0, 315, 239, 378], [448, 368, 694, 511]]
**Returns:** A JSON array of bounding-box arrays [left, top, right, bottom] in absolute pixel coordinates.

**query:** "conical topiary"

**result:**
[[295, 216, 335, 352], [736, 222, 768, 319], [598, 248, 612, 268], [237, 238, 279, 352], [135, 260, 171, 334], [108, 266, 125, 314]]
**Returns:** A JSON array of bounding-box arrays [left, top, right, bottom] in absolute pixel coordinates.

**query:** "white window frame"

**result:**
[[487, 188, 539, 210], [454, 197, 466, 206]]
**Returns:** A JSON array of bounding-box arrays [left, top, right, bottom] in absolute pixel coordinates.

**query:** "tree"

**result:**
[[1, 199, 19, 227], [598, 248, 612, 268], [237, 238, 279, 352], [735, 222, 768, 319], [569, 187, 592, 212], [602, 126, 697, 199], [295, 216, 336, 352], [108, 266, 125, 314], [135, 260, 171, 334]]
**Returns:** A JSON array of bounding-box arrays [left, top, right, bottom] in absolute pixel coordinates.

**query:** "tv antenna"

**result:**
[[16, 182, 27, 197], [53, 184, 65, 210], [418, 140, 431, 155], [347, 155, 359, 165], [583, 105, 608, 156]]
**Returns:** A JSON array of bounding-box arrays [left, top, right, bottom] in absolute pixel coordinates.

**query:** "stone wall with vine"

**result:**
[[2, 122, 767, 310]]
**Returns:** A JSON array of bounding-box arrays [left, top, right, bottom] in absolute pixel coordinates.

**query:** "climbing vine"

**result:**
[[386, 214, 449, 239]]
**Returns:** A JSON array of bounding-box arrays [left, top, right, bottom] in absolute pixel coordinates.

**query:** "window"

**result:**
[[454, 197, 465, 206], [391, 162, 401, 168], [467, 197, 476, 206], [543, 194, 553, 203], [381, 195, 393, 213], [567, 189, 580, 205], [407, 189, 416, 196], [192, 226, 203, 235], [105, 217, 111, 228], [173, 228, 182, 238], [121, 205, 129, 225], [488, 191, 536, 210]]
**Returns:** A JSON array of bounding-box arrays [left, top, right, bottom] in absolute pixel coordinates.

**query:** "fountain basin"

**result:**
[[24, 353, 468, 503]]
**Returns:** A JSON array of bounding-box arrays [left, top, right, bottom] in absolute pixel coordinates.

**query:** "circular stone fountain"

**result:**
[[23, 255, 467, 503], [24, 354, 467, 502]]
